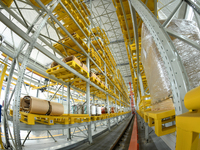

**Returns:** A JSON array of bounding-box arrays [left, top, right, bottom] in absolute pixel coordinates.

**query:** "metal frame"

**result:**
[[37, 0, 127, 103], [0, 10, 125, 104], [0, 0, 133, 149], [0, 0, 129, 105], [130, 0, 190, 115], [119, 0, 135, 85], [128, 0, 145, 99], [86, 1, 92, 142], [125, 0, 200, 149], [185, 0, 200, 15], [89, 0, 132, 84], [13, 3, 59, 149], [3, 59, 16, 148]]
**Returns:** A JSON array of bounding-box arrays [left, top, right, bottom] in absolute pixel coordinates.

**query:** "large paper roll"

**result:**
[[97, 107, 101, 115], [20, 98, 23, 111], [49, 102, 64, 116], [50, 61, 58, 68], [21, 97, 30, 111], [91, 105, 96, 115], [22, 96, 49, 115]]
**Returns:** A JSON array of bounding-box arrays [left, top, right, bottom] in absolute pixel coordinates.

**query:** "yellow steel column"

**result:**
[[176, 127, 199, 150], [154, 119, 162, 136]]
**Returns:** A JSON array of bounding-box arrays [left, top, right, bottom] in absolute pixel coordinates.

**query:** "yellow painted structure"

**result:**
[[176, 86, 200, 150], [147, 110, 176, 136], [91, 27, 110, 45], [29, 0, 52, 8], [2, 0, 130, 119], [46, 60, 89, 81], [1, 0, 13, 7], [184, 86, 200, 111], [139, 95, 151, 112], [10, 109, 131, 126], [137, 108, 176, 136]]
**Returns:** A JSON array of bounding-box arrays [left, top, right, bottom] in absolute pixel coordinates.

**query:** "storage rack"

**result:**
[[113, 0, 200, 149], [0, 0, 131, 149], [1, 0, 199, 149]]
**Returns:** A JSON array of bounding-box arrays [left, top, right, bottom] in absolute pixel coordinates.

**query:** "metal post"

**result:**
[[86, 57, 92, 143], [185, 0, 200, 15], [6, 86, 15, 111], [12, 3, 59, 149], [67, 83, 71, 140], [120, 102, 122, 121], [50, 85, 63, 101], [138, 73, 145, 96], [115, 99, 118, 125], [193, 11, 200, 30], [3, 59, 16, 148], [62, 85, 64, 105], [92, 95, 94, 103], [22, 131, 31, 146], [154, 0, 157, 17], [105, 74, 110, 130], [47, 130, 57, 142], [162, 0, 184, 27], [93, 95, 96, 131], [87, 0, 92, 143], [61, 86, 65, 135], [142, 92, 149, 138], [36, 81, 40, 98]]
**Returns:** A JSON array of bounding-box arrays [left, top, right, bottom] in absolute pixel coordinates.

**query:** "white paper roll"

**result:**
[[91, 105, 96, 115], [97, 107, 101, 115]]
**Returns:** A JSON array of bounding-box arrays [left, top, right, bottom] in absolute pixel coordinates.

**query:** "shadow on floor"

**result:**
[[137, 120, 171, 150]]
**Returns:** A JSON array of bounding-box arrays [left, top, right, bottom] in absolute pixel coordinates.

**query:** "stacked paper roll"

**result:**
[[49, 102, 64, 116], [21, 96, 64, 116], [23, 96, 49, 115]]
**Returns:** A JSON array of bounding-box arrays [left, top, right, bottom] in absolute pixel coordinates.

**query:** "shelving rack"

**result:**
[[113, 0, 200, 149], [0, 0, 131, 149], [1, 0, 199, 149]]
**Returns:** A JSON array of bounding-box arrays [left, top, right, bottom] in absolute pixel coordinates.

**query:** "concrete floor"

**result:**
[[137, 120, 171, 150]]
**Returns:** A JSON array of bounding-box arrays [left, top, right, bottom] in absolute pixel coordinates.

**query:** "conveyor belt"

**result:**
[[70, 115, 133, 150], [112, 115, 134, 150]]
